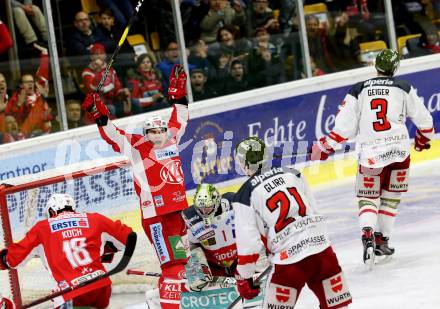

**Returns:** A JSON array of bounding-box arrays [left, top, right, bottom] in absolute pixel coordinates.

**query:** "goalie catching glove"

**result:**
[[82, 92, 109, 126], [414, 128, 433, 151], [185, 247, 213, 292]]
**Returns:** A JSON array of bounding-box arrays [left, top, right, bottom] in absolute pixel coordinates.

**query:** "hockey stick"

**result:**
[[20, 232, 137, 309], [272, 144, 352, 160], [126, 269, 161, 277], [227, 266, 272, 309], [96, 0, 146, 93]]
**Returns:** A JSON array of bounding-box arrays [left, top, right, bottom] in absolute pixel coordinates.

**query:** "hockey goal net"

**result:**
[[0, 157, 159, 308]]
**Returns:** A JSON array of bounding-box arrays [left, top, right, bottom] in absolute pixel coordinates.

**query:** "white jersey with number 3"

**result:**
[[233, 167, 331, 279], [329, 76, 434, 168]]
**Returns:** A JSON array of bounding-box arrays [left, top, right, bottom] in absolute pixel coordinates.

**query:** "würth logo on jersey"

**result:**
[[275, 287, 291, 302], [330, 275, 343, 293], [363, 177, 375, 188], [160, 160, 184, 184], [396, 171, 406, 182]]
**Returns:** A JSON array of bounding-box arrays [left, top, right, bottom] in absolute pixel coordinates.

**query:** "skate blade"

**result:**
[[364, 247, 375, 270]]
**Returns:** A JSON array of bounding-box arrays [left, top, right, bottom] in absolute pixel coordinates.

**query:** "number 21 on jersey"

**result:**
[[266, 187, 307, 233], [63, 237, 93, 268]]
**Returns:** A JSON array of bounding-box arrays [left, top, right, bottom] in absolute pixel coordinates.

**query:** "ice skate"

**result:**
[[362, 227, 375, 269], [374, 232, 395, 256], [374, 232, 394, 264]]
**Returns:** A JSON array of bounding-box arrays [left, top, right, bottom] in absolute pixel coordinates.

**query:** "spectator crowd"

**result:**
[[0, 0, 439, 145]]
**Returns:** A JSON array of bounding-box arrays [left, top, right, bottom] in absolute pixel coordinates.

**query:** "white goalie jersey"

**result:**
[[328, 77, 434, 168], [182, 193, 237, 269], [233, 167, 331, 279]]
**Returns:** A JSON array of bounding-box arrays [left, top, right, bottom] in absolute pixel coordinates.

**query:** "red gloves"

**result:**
[[82, 92, 109, 126], [236, 276, 260, 300], [0, 249, 9, 270], [101, 241, 118, 264], [168, 64, 187, 101], [414, 129, 432, 151], [311, 137, 335, 161]]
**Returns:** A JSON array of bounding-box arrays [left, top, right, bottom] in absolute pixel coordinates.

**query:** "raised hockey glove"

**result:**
[[168, 64, 187, 102], [82, 92, 109, 126], [311, 137, 335, 161], [101, 241, 119, 264], [0, 249, 9, 270], [414, 128, 433, 151], [235, 274, 260, 300]]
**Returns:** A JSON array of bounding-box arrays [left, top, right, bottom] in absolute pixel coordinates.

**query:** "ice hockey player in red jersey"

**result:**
[[233, 137, 352, 308], [0, 193, 136, 308], [82, 64, 190, 309], [182, 183, 237, 291], [311, 49, 434, 266]]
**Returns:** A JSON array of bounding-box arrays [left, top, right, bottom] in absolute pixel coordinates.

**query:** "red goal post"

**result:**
[[0, 157, 159, 307]]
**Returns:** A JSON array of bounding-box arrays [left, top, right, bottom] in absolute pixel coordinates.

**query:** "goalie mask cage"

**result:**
[[0, 158, 159, 308]]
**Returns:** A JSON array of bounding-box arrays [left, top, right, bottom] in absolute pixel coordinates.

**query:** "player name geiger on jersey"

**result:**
[[367, 88, 389, 96]]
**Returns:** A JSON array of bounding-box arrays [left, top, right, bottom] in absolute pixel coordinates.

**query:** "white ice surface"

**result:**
[[111, 160, 440, 309]]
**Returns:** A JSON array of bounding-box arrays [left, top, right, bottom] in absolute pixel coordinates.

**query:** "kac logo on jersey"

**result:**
[[160, 160, 184, 184], [155, 145, 178, 160], [50, 218, 89, 232]]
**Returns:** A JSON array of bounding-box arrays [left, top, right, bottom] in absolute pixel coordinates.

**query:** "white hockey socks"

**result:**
[[378, 190, 401, 238], [358, 198, 380, 232]]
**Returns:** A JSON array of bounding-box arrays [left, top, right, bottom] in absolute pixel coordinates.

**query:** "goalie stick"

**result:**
[[20, 232, 137, 309], [96, 0, 146, 94], [227, 266, 272, 309]]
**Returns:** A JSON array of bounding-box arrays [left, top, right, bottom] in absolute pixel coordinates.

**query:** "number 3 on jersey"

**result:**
[[371, 98, 391, 132], [266, 187, 307, 233], [63, 237, 93, 268]]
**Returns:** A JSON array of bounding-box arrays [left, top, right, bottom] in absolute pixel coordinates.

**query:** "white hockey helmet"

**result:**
[[143, 116, 167, 134], [194, 183, 221, 225], [46, 193, 76, 218]]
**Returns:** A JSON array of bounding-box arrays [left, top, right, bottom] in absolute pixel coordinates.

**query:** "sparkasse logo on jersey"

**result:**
[[50, 217, 89, 232], [150, 223, 170, 264], [160, 160, 184, 184]]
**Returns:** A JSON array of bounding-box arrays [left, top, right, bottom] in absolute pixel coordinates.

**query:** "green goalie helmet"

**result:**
[[375, 49, 400, 76], [194, 183, 221, 224], [235, 136, 266, 169]]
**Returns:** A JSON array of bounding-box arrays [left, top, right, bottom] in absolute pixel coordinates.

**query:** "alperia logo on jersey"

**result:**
[[160, 160, 184, 184], [50, 217, 89, 232]]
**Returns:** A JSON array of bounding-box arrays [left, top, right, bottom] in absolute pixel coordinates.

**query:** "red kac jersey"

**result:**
[[5, 212, 132, 304], [98, 104, 189, 218]]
